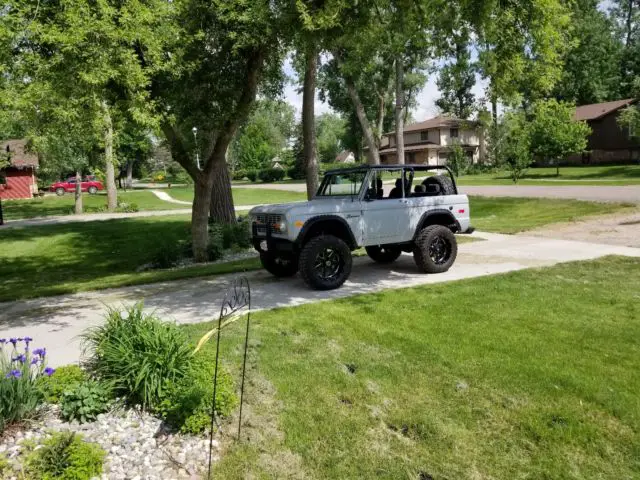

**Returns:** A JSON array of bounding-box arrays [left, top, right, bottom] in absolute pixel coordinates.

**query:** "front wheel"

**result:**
[[365, 245, 402, 264], [260, 252, 298, 277], [299, 235, 352, 290], [413, 225, 457, 273], [55, 188, 65, 196], [87, 186, 97, 194]]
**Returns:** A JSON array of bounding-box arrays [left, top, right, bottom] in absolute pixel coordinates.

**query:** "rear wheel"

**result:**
[[88, 186, 97, 194], [260, 252, 298, 277], [413, 225, 457, 273], [299, 235, 352, 290], [55, 188, 65, 196], [365, 245, 402, 264]]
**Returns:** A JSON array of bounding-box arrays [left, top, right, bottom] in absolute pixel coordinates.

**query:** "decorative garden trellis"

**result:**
[[207, 276, 251, 478]]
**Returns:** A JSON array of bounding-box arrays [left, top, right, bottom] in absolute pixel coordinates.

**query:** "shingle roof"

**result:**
[[1, 139, 39, 168], [574, 99, 637, 121]]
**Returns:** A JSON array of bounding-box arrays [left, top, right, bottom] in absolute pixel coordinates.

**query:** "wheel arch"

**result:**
[[296, 215, 357, 250], [414, 210, 461, 238]]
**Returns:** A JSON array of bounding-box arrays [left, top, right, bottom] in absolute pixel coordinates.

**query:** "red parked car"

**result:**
[[50, 176, 104, 196]]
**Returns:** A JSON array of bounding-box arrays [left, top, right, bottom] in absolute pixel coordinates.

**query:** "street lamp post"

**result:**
[[192, 127, 201, 170]]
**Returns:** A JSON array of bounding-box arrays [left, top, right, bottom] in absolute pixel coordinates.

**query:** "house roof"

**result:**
[[574, 99, 637, 121], [387, 115, 479, 135], [1, 139, 39, 169]]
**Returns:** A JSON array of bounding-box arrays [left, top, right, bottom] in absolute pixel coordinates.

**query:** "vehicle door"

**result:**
[[361, 168, 414, 245], [65, 178, 76, 193]]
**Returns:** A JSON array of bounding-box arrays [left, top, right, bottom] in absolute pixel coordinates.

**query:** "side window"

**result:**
[[450, 128, 459, 139], [420, 131, 429, 142]]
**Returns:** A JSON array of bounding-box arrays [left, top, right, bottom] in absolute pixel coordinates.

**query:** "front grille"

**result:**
[[256, 214, 283, 225]]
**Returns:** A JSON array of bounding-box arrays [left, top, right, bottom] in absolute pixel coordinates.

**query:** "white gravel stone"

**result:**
[[0, 406, 222, 479]]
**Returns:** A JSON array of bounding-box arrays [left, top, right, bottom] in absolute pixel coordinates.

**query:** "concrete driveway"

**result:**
[[2, 231, 639, 366]]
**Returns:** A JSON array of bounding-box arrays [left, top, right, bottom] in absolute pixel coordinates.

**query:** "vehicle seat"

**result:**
[[376, 178, 384, 199], [413, 184, 426, 197], [388, 179, 403, 199]]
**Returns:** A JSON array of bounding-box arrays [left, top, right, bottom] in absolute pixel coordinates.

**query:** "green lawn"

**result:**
[[1, 190, 186, 221], [183, 256, 640, 479], [457, 165, 640, 186], [470, 196, 633, 233], [0, 197, 631, 302], [166, 187, 307, 205]]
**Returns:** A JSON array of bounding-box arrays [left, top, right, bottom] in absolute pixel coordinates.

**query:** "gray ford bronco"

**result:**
[[249, 164, 473, 290]]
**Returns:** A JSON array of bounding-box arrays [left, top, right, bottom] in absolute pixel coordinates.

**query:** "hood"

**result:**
[[248, 197, 361, 216]]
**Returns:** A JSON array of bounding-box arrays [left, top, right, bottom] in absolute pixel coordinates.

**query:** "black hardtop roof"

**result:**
[[324, 164, 453, 175]]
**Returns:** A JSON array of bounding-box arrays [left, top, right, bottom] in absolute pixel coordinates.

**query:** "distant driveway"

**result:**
[[235, 182, 640, 203]]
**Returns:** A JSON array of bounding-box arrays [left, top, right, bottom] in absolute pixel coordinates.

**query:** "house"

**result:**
[[566, 98, 639, 165], [0, 139, 39, 199], [335, 150, 355, 163], [378, 115, 485, 165]]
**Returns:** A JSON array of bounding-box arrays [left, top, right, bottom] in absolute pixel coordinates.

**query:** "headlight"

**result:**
[[271, 220, 287, 234]]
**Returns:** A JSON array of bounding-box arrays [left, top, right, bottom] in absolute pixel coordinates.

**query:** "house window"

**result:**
[[450, 128, 459, 139], [420, 131, 429, 142], [407, 152, 416, 163]]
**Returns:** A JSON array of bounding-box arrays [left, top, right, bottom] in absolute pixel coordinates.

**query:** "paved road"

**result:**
[[2, 231, 639, 366], [235, 182, 640, 203]]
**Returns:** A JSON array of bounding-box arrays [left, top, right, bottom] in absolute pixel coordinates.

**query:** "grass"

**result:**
[[470, 196, 633, 233], [166, 187, 307, 205], [1, 190, 186, 221], [0, 196, 631, 302], [0, 215, 261, 302], [183, 256, 640, 479], [457, 165, 640, 186]]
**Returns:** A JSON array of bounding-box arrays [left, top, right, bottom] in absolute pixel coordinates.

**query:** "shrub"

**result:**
[[232, 169, 247, 181], [115, 202, 139, 213], [39, 365, 87, 404], [207, 225, 225, 261], [152, 240, 188, 269], [0, 337, 53, 432], [220, 220, 251, 250], [157, 355, 237, 434], [25, 431, 104, 480], [246, 170, 258, 182], [258, 168, 285, 183], [60, 380, 111, 423], [82, 304, 193, 410]]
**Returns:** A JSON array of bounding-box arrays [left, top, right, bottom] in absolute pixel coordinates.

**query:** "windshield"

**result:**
[[317, 171, 367, 197]]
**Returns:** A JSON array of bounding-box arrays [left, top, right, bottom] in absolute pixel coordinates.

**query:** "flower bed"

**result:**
[[0, 305, 237, 479]]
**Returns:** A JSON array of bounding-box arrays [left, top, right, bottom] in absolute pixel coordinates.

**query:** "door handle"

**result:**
[[400, 199, 410, 204]]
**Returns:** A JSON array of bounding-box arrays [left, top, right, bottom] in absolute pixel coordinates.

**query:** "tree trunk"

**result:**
[[345, 77, 380, 165], [625, 0, 634, 48], [192, 173, 213, 262], [491, 97, 498, 126], [126, 161, 133, 189], [209, 157, 236, 224], [395, 54, 405, 165], [103, 102, 117, 211], [74, 170, 83, 214], [302, 43, 319, 200]]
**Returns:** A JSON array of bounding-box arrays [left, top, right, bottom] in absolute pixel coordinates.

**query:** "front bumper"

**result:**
[[251, 222, 295, 254]]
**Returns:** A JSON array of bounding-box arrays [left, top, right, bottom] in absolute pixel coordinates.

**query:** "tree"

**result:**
[[552, 0, 623, 105], [500, 110, 532, 183], [229, 100, 296, 171], [316, 113, 347, 163], [528, 99, 591, 176], [618, 104, 640, 140], [447, 143, 470, 177], [610, 0, 640, 96]]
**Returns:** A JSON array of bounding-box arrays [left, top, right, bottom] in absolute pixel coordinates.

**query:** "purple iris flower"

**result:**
[[32, 348, 46, 358], [0, 339, 6, 344], [31, 357, 39, 365], [9, 338, 18, 347], [44, 367, 55, 377], [5, 370, 22, 379], [23, 336, 33, 346], [12, 354, 26, 364]]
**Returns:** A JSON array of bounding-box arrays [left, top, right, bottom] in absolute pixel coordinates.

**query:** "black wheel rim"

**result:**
[[428, 236, 451, 265], [314, 247, 342, 280]]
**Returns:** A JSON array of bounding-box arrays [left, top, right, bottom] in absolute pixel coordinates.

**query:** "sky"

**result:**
[[282, 57, 488, 125]]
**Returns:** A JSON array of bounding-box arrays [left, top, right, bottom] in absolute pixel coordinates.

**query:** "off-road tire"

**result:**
[[88, 186, 97, 194], [299, 235, 352, 290], [260, 252, 298, 277], [365, 245, 402, 264], [413, 225, 457, 273], [423, 175, 456, 195], [55, 188, 65, 196]]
